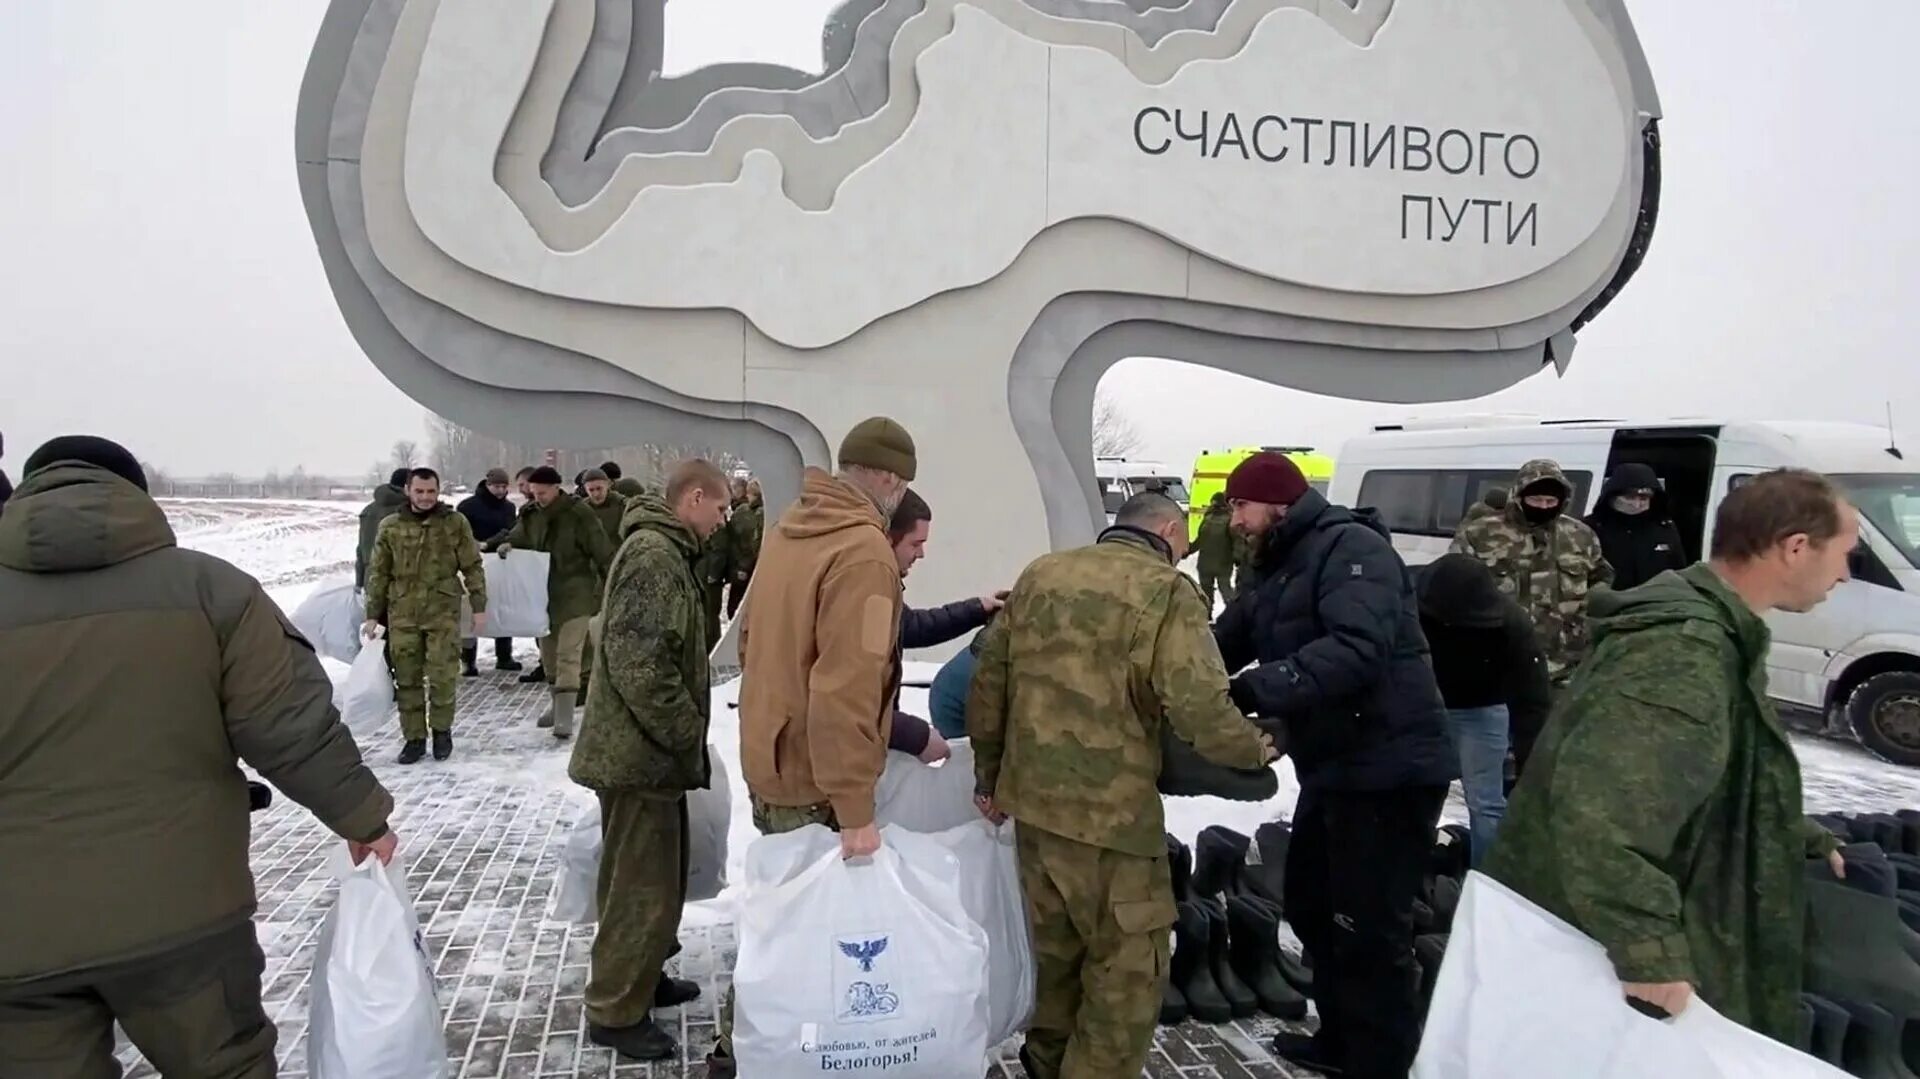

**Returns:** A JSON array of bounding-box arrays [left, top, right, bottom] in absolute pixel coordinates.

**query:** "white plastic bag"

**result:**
[[549, 803, 602, 924], [291, 581, 364, 664], [928, 820, 1034, 1046], [342, 632, 393, 732], [483, 550, 551, 638], [1414, 873, 1847, 1079], [734, 826, 992, 1077], [687, 747, 733, 903], [874, 739, 978, 834], [309, 852, 447, 1079]]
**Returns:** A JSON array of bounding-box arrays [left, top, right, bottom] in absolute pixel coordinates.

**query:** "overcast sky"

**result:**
[[3, 1, 1915, 478]]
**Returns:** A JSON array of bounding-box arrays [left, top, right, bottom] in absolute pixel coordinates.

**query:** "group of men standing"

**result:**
[[352, 460, 764, 760]]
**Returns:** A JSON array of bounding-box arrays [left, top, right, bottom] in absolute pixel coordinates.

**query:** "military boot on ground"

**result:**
[[551, 690, 576, 739], [1224, 895, 1308, 1020], [1246, 821, 1290, 907], [656, 976, 701, 1008], [1191, 826, 1252, 900], [589, 1016, 676, 1062], [518, 662, 547, 684], [494, 639, 523, 672], [432, 730, 453, 761], [397, 739, 426, 765], [1806, 851, 1920, 1014], [1172, 901, 1231, 1024], [460, 644, 479, 678], [1200, 899, 1257, 1019]]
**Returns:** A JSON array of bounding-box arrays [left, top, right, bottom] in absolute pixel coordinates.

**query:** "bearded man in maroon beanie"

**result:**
[[1212, 452, 1457, 1079]]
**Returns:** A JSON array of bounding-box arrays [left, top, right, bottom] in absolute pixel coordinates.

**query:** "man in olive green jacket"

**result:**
[[364, 467, 488, 764], [1488, 469, 1855, 1044], [502, 466, 616, 737], [724, 478, 764, 619], [582, 468, 628, 545], [0, 439, 395, 1078], [970, 492, 1275, 1079], [570, 462, 731, 1062], [354, 468, 409, 589]]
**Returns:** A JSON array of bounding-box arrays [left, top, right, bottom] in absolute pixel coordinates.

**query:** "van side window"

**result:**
[[1360, 468, 1593, 537]]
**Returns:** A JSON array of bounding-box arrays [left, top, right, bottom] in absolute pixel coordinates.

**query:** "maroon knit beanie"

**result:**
[[1224, 452, 1309, 506]]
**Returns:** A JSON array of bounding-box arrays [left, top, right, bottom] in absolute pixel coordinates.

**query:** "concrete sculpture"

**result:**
[[296, 0, 1662, 643]]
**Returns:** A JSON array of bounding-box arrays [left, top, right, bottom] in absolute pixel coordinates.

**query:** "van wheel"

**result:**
[[1849, 672, 1920, 767]]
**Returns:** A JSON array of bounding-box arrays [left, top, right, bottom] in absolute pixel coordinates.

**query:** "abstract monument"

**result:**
[[296, 0, 1662, 640]]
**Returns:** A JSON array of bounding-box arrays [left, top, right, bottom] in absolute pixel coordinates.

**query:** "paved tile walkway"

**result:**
[[118, 664, 1316, 1078]]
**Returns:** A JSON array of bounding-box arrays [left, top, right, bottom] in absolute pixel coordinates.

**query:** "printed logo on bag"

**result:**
[[834, 935, 901, 1022]]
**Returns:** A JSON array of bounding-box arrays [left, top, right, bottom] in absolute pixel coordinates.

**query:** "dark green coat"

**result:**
[[695, 526, 733, 589], [727, 497, 764, 579], [504, 494, 616, 625], [354, 484, 405, 589], [1486, 564, 1839, 1044], [1195, 503, 1236, 577], [569, 495, 712, 793], [585, 492, 627, 546]]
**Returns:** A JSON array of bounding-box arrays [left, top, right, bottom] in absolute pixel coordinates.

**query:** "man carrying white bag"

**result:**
[[733, 825, 992, 1077], [548, 745, 736, 923], [309, 850, 447, 1079], [482, 549, 551, 639]]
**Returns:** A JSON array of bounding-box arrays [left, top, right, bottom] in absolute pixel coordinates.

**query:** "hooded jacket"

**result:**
[[504, 493, 617, 624], [354, 482, 406, 588], [1450, 460, 1613, 682], [1487, 564, 1840, 1044], [1584, 463, 1690, 591], [1215, 490, 1457, 791], [737, 469, 904, 827], [569, 495, 712, 794], [0, 465, 392, 984], [457, 484, 519, 549], [1417, 553, 1554, 769]]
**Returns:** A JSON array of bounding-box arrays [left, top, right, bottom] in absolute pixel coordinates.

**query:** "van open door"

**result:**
[[1601, 426, 1721, 562]]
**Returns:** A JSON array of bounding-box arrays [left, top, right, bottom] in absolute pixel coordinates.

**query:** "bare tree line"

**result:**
[[418, 413, 746, 491]]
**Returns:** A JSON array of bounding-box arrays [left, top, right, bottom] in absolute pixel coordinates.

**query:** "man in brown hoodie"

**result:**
[[709, 417, 916, 1076], [0, 437, 396, 1078]]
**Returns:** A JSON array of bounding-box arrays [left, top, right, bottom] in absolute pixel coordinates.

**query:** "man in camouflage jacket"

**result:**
[[724, 479, 764, 619], [1451, 459, 1613, 684], [363, 467, 487, 763], [970, 492, 1273, 1079], [1488, 470, 1855, 1043], [501, 467, 616, 737], [567, 462, 730, 1063], [1193, 492, 1238, 608]]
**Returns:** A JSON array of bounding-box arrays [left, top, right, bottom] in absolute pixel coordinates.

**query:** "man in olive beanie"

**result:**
[[707, 416, 917, 1075]]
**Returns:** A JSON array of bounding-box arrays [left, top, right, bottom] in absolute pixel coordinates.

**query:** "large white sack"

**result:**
[[549, 803, 601, 924], [483, 550, 551, 638], [341, 633, 393, 732], [291, 581, 364, 664], [546, 745, 732, 923], [688, 747, 733, 902], [734, 825, 991, 1078], [309, 852, 447, 1079], [1414, 873, 1847, 1079], [875, 739, 978, 834], [928, 820, 1035, 1047]]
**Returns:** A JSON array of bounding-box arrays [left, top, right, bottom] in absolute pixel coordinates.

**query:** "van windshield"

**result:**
[[1132, 477, 1189, 504], [1833, 474, 1920, 568]]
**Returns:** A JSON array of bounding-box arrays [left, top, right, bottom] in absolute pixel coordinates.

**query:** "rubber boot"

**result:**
[[1168, 833, 1194, 905], [1840, 1000, 1920, 1079], [1201, 899, 1257, 1018], [460, 643, 479, 678], [551, 690, 576, 739], [1191, 826, 1251, 900], [1415, 934, 1449, 1013], [1794, 999, 1816, 1055], [1412, 896, 1438, 935], [1893, 860, 1920, 893], [1171, 901, 1232, 1024], [1247, 821, 1290, 908], [1224, 895, 1308, 1020], [494, 638, 524, 672], [1805, 870, 1920, 1016], [1429, 875, 1462, 931], [1276, 945, 1313, 995], [1158, 974, 1188, 1026], [1863, 815, 1908, 857], [1896, 809, 1920, 855], [1802, 993, 1852, 1067]]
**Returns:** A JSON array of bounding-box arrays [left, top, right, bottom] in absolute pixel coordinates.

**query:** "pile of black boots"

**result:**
[[1412, 824, 1471, 1014], [1798, 811, 1920, 1077], [1164, 826, 1308, 1026]]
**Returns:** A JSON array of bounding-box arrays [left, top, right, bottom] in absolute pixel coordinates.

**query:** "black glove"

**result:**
[[1228, 676, 1261, 715]]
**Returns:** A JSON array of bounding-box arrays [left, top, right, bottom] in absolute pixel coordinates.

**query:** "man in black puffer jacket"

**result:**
[[1213, 452, 1455, 1079], [457, 468, 525, 674]]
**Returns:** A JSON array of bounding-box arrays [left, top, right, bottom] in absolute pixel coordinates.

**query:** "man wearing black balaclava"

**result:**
[[1450, 458, 1613, 688], [1585, 462, 1690, 590]]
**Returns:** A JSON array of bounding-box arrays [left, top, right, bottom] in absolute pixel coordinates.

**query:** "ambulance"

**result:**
[[1187, 447, 1336, 541]]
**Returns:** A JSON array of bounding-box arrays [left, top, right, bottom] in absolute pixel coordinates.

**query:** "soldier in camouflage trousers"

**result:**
[[567, 464, 730, 1063], [363, 468, 487, 763], [1193, 493, 1238, 608], [1450, 459, 1613, 684], [970, 492, 1273, 1079]]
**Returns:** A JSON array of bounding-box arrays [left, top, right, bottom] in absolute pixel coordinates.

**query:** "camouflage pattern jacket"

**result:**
[[364, 504, 486, 630], [969, 527, 1271, 857], [1486, 564, 1840, 1044], [504, 494, 616, 624], [1449, 460, 1612, 681], [1194, 502, 1237, 578], [611, 476, 647, 499], [727, 496, 764, 579], [569, 495, 712, 794]]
